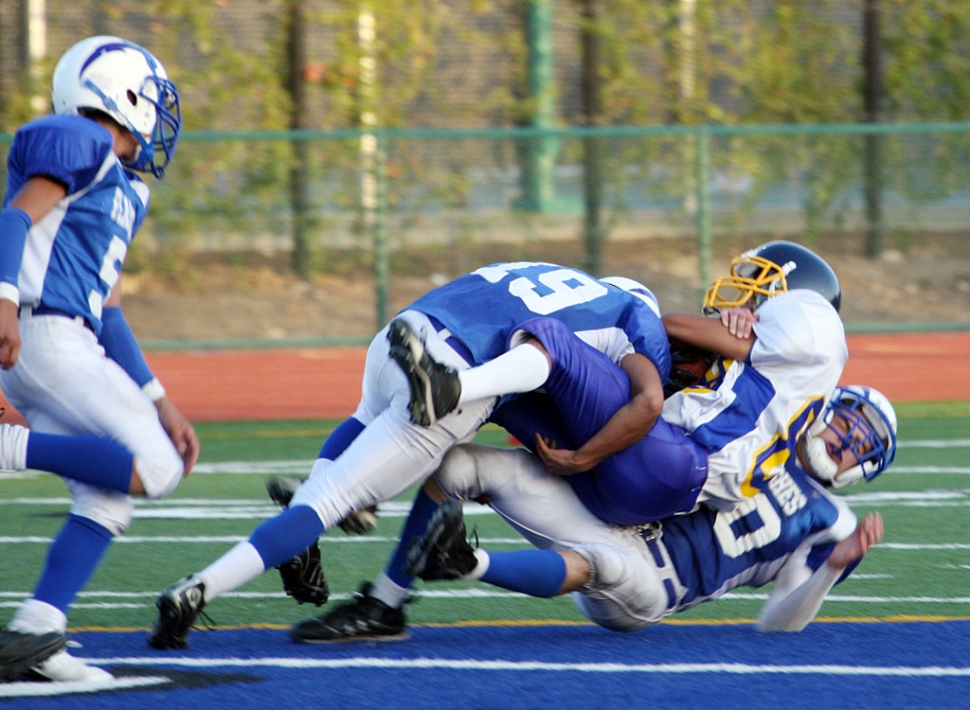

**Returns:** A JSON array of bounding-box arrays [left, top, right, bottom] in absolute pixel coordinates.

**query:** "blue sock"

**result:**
[[318, 417, 365, 460], [383, 487, 439, 588], [26, 433, 133, 494], [249, 505, 325, 568], [33, 515, 114, 613], [480, 549, 567, 598]]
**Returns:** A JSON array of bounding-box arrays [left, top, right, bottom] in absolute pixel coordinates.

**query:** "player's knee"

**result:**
[[572, 542, 664, 632], [134, 445, 185, 499], [574, 543, 632, 592], [70, 489, 134, 536], [433, 445, 483, 499]]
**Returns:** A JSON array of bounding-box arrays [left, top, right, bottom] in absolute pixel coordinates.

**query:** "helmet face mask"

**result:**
[[703, 241, 841, 315], [51, 36, 181, 178], [800, 385, 898, 488]]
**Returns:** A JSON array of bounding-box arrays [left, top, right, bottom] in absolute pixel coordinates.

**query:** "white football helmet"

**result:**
[[51, 36, 181, 178], [800, 385, 898, 488], [601, 276, 661, 318]]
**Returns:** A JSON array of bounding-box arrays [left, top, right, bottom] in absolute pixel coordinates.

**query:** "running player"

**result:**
[[0, 36, 197, 683]]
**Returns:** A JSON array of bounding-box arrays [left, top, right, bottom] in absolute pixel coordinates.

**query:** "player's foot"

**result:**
[[387, 319, 461, 426], [148, 575, 207, 650], [0, 423, 29, 472], [0, 628, 67, 681], [405, 499, 479, 580], [30, 647, 114, 683], [290, 583, 408, 643], [266, 475, 304, 508]]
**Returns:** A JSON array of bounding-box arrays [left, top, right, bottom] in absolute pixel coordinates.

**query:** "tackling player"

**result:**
[[0, 37, 198, 683], [148, 262, 671, 649], [403, 384, 896, 634], [287, 241, 851, 642]]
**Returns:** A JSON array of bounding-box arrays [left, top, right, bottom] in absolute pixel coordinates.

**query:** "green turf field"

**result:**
[[2, 402, 969, 633]]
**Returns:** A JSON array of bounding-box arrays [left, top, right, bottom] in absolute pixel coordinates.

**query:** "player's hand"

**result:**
[[0, 299, 22, 369], [155, 396, 201, 475], [827, 512, 884, 570], [535, 433, 591, 475], [720, 306, 759, 339]]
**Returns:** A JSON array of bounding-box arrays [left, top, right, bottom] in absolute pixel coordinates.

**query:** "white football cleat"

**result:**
[[32, 648, 114, 683]]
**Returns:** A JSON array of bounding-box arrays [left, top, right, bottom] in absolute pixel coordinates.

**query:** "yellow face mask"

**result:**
[[702, 253, 794, 315]]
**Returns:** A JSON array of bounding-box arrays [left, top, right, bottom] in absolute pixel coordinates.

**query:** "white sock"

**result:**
[[369, 572, 410, 609], [197, 541, 267, 601], [457, 343, 550, 405], [9, 598, 68, 635], [464, 550, 490, 580]]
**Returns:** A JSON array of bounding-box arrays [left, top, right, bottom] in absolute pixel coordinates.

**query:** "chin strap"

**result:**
[[800, 430, 840, 486]]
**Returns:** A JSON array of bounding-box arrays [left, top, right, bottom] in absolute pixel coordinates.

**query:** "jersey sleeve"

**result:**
[[8, 116, 113, 196], [749, 291, 846, 371], [756, 499, 858, 632]]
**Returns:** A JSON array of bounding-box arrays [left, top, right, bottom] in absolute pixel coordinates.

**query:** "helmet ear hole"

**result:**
[[127, 89, 138, 107]]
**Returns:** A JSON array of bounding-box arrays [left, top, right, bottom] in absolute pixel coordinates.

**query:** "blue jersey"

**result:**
[[408, 262, 671, 380], [5, 114, 150, 335], [658, 462, 857, 611]]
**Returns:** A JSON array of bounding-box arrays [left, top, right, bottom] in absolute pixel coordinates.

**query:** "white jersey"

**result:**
[[433, 443, 859, 633], [662, 290, 847, 508]]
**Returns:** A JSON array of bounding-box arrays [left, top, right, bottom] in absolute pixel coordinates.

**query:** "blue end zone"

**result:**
[[3, 621, 969, 709]]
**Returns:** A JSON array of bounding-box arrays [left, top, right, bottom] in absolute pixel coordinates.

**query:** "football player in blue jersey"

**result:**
[[0, 36, 198, 683], [385, 384, 897, 635], [149, 262, 673, 649]]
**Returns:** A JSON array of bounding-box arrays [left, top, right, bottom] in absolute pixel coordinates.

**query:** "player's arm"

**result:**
[[100, 277, 200, 473], [662, 310, 756, 363], [535, 352, 664, 475], [758, 513, 884, 632], [0, 176, 68, 369]]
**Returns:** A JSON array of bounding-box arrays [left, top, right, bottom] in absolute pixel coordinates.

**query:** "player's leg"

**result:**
[[284, 398, 489, 644], [292, 442, 583, 643], [6, 479, 128, 682], [0, 316, 184, 498], [411, 444, 670, 630], [152, 322, 491, 649], [1, 320, 184, 679]]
